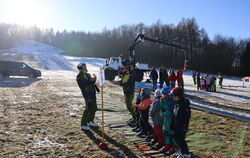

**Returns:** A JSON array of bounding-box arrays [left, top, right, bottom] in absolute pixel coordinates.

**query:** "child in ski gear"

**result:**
[[218, 72, 223, 88], [149, 88, 164, 149], [150, 67, 158, 91], [192, 71, 196, 85], [159, 67, 170, 88], [118, 59, 136, 127], [135, 88, 153, 139], [196, 73, 201, 91], [168, 70, 177, 89], [160, 87, 178, 153], [176, 70, 184, 89], [200, 76, 206, 90], [171, 87, 191, 157], [132, 88, 143, 133], [211, 76, 217, 92], [206, 75, 211, 91], [76, 62, 99, 131]]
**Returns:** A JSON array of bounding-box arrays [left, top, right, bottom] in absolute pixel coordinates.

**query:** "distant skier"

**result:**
[[200, 76, 206, 90], [176, 69, 184, 89], [211, 76, 217, 92], [196, 72, 201, 91], [171, 87, 191, 158], [206, 75, 211, 91], [76, 62, 99, 131], [192, 71, 196, 85], [168, 70, 177, 89], [218, 72, 223, 88], [159, 67, 169, 88], [150, 67, 158, 91]]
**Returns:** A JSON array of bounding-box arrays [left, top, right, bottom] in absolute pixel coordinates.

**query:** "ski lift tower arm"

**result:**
[[129, 33, 185, 66]]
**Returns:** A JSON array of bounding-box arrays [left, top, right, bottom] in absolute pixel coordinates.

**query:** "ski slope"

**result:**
[[1, 40, 249, 112], [6, 40, 106, 73]]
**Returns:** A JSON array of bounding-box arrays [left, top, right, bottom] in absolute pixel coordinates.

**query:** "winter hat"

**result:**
[[170, 87, 184, 97], [77, 62, 86, 70]]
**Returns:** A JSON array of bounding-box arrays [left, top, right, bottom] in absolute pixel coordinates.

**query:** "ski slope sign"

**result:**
[[99, 68, 105, 86]]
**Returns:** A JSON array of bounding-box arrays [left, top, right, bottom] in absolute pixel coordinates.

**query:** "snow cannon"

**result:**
[[98, 142, 108, 150]]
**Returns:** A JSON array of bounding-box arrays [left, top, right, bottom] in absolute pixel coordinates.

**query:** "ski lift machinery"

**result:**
[[103, 33, 186, 81]]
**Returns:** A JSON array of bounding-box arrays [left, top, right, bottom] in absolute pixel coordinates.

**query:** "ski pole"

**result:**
[[98, 68, 108, 150]]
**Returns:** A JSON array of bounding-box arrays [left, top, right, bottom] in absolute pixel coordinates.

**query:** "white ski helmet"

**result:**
[[154, 88, 162, 97]]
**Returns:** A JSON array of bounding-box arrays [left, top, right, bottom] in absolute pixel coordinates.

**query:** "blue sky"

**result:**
[[0, 0, 249, 39]]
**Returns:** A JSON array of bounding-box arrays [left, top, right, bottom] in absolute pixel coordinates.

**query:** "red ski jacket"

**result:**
[[136, 98, 153, 110], [177, 71, 184, 83], [168, 73, 177, 82]]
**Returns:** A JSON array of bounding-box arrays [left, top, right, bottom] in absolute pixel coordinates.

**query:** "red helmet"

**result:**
[[170, 87, 184, 97]]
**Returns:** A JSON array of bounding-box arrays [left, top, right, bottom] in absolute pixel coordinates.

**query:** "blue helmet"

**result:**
[[161, 86, 171, 95]]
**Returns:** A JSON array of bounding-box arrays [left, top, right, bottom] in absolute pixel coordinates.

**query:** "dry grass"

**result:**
[[0, 79, 144, 158]]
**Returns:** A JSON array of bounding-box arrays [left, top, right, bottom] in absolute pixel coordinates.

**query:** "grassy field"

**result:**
[[0, 68, 249, 158]]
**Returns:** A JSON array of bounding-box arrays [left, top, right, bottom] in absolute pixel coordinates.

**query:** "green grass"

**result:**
[[187, 131, 223, 151], [229, 126, 248, 158]]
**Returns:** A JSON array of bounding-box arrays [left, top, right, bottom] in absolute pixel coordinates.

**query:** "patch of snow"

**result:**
[[2, 40, 249, 106]]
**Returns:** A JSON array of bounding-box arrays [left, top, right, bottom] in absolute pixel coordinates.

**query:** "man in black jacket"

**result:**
[[150, 67, 158, 91], [76, 62, 100, 131], [114, 59, 136, 127], [171, 87, 191, 158], [159, 67, 169, 88]]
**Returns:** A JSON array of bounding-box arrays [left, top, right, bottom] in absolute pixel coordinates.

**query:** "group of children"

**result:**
[[193, 72, 217, 92], [132, 86, 191, 158]]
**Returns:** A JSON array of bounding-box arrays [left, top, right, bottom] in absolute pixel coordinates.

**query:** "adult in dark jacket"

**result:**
[[76, 62, 100, 131], [116, 59, 136, 126], [150, 67, 158, 91], [171, 87, 191, 157], [159, 67, 170, 88]]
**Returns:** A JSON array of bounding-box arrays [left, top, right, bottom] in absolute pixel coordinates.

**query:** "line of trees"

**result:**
[[0, 18, 249, 76]]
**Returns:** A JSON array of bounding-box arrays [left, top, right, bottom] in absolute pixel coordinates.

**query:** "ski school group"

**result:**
[[76, 59, 192, 158], [192, 71, 224, 91]]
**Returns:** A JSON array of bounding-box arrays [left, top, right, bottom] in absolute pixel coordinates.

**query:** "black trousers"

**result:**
[[175, 131, 189, 154], [140, 109, 153, 135], [160, 79, 170, 88]]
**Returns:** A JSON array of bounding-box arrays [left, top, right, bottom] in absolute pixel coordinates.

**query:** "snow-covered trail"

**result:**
[[1, 40, 249, 114]]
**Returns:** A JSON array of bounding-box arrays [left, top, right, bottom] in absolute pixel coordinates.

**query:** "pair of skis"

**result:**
[[134, 142, 171, 157]]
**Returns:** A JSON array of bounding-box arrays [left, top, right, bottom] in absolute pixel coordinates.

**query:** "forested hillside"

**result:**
[[0, 18, 249, 76]]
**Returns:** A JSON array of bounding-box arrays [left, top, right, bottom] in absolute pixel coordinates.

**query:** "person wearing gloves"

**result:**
[[114, 59, 137, 127], [148, 88, 164, 149], [76, 62, 100, 131], [159, 87, 178, 154]]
